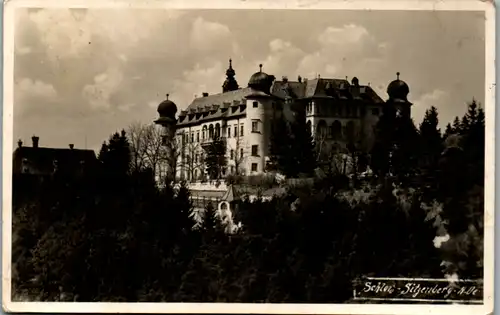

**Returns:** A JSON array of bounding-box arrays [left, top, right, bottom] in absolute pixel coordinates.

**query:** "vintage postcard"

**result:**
[[2, 0, 495, 314]]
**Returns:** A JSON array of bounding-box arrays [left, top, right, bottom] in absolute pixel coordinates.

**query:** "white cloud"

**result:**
[[244, 24, 389, 84], [412, 89, 449, 126], [27, 9, 185, 61], [258, 39, 304, 77], [318, 24, 371, 46], [296, 24, 387, 80], [14, 78, 59, 117], [172, 61, 225, 107], [28, 9, 93, 60], [189, 17, 232, 53], [16, 78, 57, 99], [82, 67, 124, 110]]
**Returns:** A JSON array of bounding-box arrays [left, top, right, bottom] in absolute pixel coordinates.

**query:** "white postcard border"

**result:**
[[2, 0, 495, 314]]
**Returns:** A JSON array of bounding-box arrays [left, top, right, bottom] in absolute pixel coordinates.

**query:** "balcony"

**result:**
[[201, 136, 226, 147]]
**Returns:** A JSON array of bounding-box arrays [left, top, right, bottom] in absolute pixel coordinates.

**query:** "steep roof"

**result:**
[[177, 77, 384, 127], [177, 88, 253, 127], [13, 146, 97, 174]]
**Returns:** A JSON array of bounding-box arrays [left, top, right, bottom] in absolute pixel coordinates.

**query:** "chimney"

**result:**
[[32, 136, 39, 148], [17, 139, 23, 148], [298, 75, 302, 83], [282, 76, 288, 83], [69, 144, 74, 149], [202, 92, 209, 97]]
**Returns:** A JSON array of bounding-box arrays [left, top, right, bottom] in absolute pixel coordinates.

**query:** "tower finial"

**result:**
[[166, 93, 169, 100], [396, 72, 400, 80], [229, 58, 232, 67], [259, 64, 263, 72]]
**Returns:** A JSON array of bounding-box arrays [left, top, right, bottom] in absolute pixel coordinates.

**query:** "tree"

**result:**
[[460, 99, 485, 185], [204, 137, 227, 181], [289, 112, 316, 176], [266, 115, 291, 174], [99, 130, 131, 177], [370, 102, 397, 177], [127, 122, 180, 184], [174, 181, 196, 234], [228, 135, 247, 175], [267, 110, 315, 177], [419, 106, 443, 168], [180, 141, 205, 182], [452, 116, 461, 133], [443, 123, 453, 139], [392, 115, 420, 184]]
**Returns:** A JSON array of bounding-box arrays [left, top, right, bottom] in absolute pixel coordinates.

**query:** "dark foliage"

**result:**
[[12, 100, 484, 302], [266, 113, 316, 177], [205, 137, 227, 180]]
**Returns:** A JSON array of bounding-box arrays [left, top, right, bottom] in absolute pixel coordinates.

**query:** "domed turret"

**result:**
[[387, 72, 410, 101], [222, 58, 239, 93], [226, 58, 235, 77], [157, 94, 177, 120], [248, 64, 274, 93]]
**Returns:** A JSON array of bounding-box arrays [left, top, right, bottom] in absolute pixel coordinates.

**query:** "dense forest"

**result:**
[[11, 100, 484, 302]]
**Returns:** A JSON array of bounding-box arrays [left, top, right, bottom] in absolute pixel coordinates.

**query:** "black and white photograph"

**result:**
[[2, 0, 495, 313]]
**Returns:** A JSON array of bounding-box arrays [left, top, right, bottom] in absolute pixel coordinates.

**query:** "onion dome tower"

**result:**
[[222, 58, 239, 93], [154, 93, 178, 183], [386, 72, 412, 117], [387, 72, 410, 102], [248, 64, 275, 94]]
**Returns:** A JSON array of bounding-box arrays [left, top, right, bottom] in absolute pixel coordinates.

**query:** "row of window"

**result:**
[[181, 123, 244, 144], [228, 145, 260, 159], [181, 119, 262, 144], [305, 102, 381, 117]]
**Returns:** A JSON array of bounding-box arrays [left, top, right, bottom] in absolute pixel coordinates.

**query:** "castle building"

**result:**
[[154, 59, 412, 181]]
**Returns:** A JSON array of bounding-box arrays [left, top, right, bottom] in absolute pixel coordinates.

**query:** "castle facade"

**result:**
[[155, 59, 412, 181]]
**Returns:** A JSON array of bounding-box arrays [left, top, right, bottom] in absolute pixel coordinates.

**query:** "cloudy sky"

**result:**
[[13, 8, 485, 152]]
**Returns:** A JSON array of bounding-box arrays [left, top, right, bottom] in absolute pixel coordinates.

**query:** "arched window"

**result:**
[[209, 124, 214, 139], [202, 125, 207, 140], [332, 120, 342, 140], [316, 120, 328, 139], [215, 123, 221, 139]]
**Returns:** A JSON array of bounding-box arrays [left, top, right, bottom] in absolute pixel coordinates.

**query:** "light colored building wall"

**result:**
[[225, 116, 247, 175], [174, 97, 383, 180], [244, 98, 273, 174]]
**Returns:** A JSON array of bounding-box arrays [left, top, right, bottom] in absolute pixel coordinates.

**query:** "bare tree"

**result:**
[[179, 141, 205, 182], [127, 122, 180, 184], [315, 131, 330, 165], [228, 136, 247, 175], [314, 123, 366, 178]]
